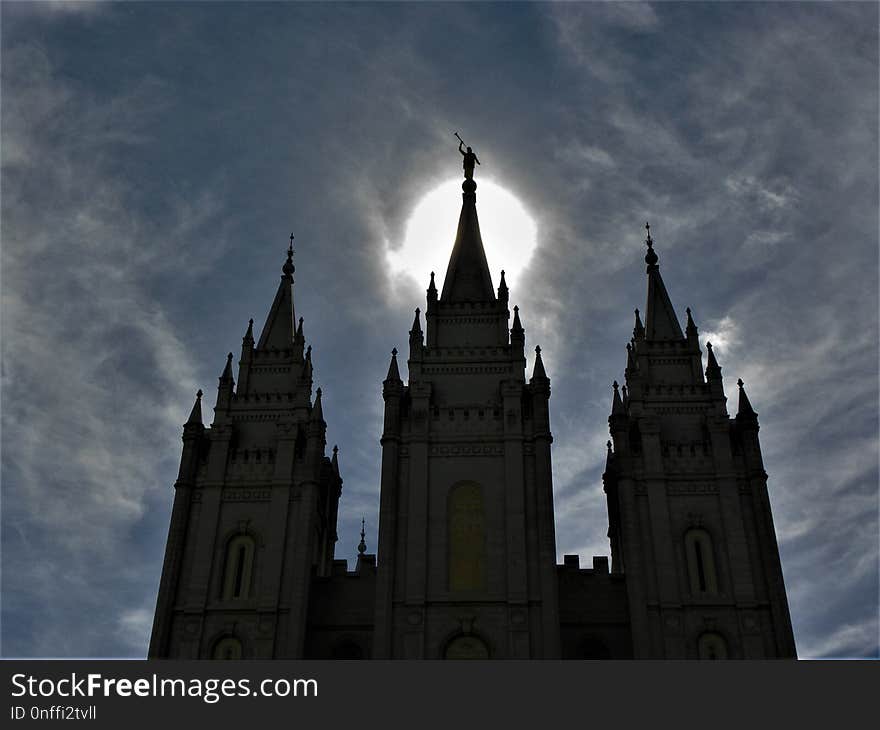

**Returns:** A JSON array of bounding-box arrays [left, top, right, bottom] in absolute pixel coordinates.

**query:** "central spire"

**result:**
[[440, 145, 495, 303]]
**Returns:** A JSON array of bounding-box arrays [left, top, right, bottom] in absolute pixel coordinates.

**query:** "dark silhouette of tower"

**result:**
[[600, 225, 797, 658], [149, 240, 342, 659]]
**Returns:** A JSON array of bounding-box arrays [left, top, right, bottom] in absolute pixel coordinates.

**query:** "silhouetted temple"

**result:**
[[149, 163, 797, 660]]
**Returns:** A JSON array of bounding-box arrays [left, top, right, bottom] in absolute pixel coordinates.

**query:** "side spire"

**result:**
[[685, 307, 698, 338], [611, 380, 624, 415], [643, 223, 684, 340], [705, 341, 722, 380], [511, 305, 524, 336], [385, 347, 402, 383], [736, 378, 757, 418], [532, 345, 548, 380], [256, 234, 297, 350], [310, 386, 324, 422], [497, 269, 509, 303], [186, 389, 203, 426], [633, 308, 645, 340]]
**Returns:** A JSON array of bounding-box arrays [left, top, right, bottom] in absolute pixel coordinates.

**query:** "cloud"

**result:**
[[1, 42, 226, 656]]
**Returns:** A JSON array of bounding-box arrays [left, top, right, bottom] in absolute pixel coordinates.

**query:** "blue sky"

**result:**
[[1, 1, 877, 659]]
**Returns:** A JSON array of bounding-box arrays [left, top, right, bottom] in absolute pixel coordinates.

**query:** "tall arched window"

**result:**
[[698, 632, 728, 660], [222, 534, 255, 600], [684, 528, 719, 596], [212, 636, 242, 660], [448, 482, 487, 592]]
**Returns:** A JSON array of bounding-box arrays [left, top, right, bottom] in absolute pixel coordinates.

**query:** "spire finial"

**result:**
[[644, 221, 659, 269], [685, 307, 698, 337], [358, 517, 367, 555], [611, 379, 624, 414], [283, 233, 295, 276], [633, 308, 645, 340], [736, 378, 757, 418], [532, 345, 547, 380], [186, 388, 204, 426]]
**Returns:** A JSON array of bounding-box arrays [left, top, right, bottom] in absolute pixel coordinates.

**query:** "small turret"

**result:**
[[409, 308, 423, 362], [633, 308, 645, 341], [511, 305, 525, 357], [705, 342, 722, 381], [385, 347, 402, 384], [685, 307, 698, 339], [497, 269, 509, 304], [310, 387, 325, 424], [215, 352, 235, 413], [531, 345, 548, 382], [611, 380, 625, 415], [185, 389, 204, 427], [736, 378, 757, 420]]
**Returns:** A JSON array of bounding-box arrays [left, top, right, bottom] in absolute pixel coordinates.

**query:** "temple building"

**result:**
[[149, 161, 796, 660]]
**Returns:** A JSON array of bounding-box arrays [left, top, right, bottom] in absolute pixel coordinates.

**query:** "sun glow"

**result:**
[[387, 178, 537, 293]]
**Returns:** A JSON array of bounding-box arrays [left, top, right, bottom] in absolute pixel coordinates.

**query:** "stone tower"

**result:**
[[148, 240, 342, 659], [602, 225, 797, 658], [371, 175, 562, 658]]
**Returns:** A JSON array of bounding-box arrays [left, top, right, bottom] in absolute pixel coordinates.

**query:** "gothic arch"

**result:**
[[697, 631, 729, 660], [211, 634, 243, 660], [442, 632, 491, 660], [447, 481, 487, 592]]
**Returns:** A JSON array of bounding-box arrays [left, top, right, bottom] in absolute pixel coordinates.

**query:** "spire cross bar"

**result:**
[[288, 232, 295, 256]]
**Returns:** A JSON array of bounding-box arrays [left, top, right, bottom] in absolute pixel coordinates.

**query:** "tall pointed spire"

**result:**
[[440, 176, 495, 302], [643, 223, 684, 340], [243, 318, 254, 345], [186, 389, 203, 426], [736, 378, 757, 418], [257, 234, 297, 350]]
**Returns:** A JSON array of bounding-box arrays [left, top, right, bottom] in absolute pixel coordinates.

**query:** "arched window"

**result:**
[[212, 636, 242, 660], [448, 482, 486, 592], [684, 528, 719, 596], [698, 632, 728, 660], [222, 534, 255, 600], [444, 635, 490, 659]]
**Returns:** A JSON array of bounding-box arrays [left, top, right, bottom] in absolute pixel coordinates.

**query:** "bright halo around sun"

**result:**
[[387, 178, 537, 292]]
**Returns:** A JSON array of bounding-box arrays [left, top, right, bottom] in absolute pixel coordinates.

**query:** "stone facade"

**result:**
[[149, 180, 796, 660]]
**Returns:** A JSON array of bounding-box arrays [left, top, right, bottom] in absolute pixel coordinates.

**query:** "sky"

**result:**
[[1, 1, 877, 659]]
